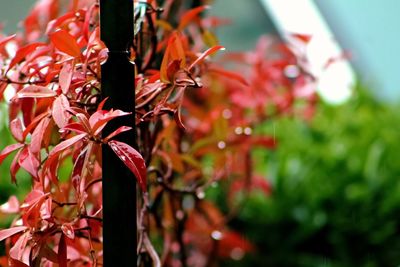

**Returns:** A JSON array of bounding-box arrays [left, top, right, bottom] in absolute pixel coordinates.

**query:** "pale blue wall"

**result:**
[[315, 0, 400, 100], [0, 0, 36, 34]]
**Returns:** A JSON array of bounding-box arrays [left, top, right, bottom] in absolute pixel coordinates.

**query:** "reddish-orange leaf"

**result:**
[[108, 140, 147, 192], [188, 45, 225, 71], [49, 29, 81, 58], [178, 5, 209, 30]]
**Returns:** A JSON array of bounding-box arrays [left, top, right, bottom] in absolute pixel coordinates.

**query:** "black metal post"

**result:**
[[100, 1, 136, 266]]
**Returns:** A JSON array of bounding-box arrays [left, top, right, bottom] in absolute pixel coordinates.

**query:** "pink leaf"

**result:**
[[108, 140, 147, 192], [0, 226, 27, 242], [17, 85, 57, 98]]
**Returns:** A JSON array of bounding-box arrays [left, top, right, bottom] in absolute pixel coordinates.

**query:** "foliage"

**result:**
[[219, 88, 400, 267], [0, 0, 316, 266]]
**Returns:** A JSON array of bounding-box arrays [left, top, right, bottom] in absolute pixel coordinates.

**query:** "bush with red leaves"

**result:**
[[0, 0, 317, 266]]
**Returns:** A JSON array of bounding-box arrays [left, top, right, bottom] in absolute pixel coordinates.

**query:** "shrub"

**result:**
[[0, 0, 316, 266]]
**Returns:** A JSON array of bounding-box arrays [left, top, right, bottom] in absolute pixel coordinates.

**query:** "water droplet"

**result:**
[[196, 190, 205, 199], [234, 127, 243, 135], [222, 109, 232, 119], [230, 247, 245, 260], [211, 230, 223, 240], [244, 127, 252, 135], [217, 141, 226, 149], [176, 210, 185, 220], [211, 182, 218, 188], [284, 65, 300, 79]]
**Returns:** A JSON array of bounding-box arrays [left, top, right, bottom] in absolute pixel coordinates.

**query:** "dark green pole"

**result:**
[[100, 1, 137, 266]]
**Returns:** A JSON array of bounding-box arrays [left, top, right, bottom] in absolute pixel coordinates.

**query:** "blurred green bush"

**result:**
[[218, 88, 400, 267]]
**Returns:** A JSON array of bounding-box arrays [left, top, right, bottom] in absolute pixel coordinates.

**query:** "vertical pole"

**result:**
[[100, 1, 137, 266]]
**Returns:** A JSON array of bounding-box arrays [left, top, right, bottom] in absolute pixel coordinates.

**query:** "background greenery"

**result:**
[[210, 86, 400, 267]]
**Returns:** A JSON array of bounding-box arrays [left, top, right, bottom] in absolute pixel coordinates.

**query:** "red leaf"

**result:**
[[44, 133, 87, 183], [89, 109, 131, 136], [0, 143, 24, 165], [61, 224, 75, 240], [52, 94, 71, 128], [49, 29, 81, 58], [30, 117, 51, 155], [48, 133, 87, 161], [18, 147, 40, 179], [0, 226, 27, 242], [9, 258, 30, 267], [23, 112, 49, 140], [0, 34, 16, 50], [59, 60, 74, 94], [178, 5, 209, 30], [10, 149, 22, 184], [17, 85, 57, 98], [62, 122, 87, 134], [10, 118, 24, 143], [188, 45, 225, 71], [0, 196, 20, 214], [97, 97, 109, 111], [108, 140, 147, 192], [160, 32, 186, 83], [58, 234, 67, 267], [7, 43, 46, 72], [291, 33, 312, 44], [103, 126, 132, 142]]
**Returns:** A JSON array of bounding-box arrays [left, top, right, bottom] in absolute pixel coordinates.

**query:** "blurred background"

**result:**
[[1, 0, 400, 266]]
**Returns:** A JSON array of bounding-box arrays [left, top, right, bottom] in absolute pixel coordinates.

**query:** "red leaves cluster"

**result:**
[[0, 0, 317, 266]]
